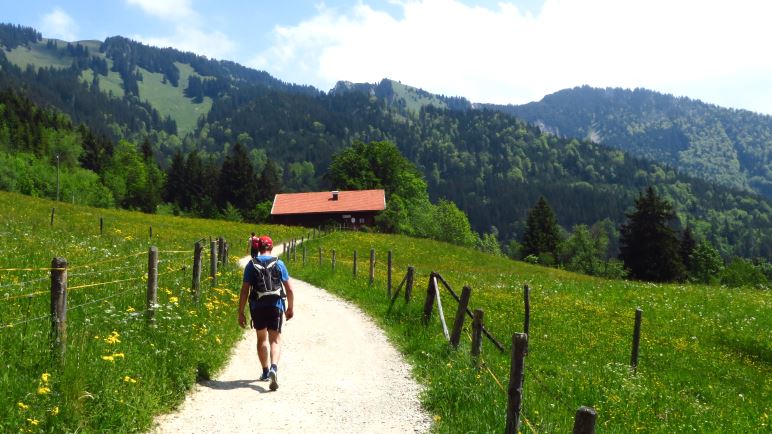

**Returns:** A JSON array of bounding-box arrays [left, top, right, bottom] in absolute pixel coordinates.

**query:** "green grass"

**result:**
[[5, 41, 72, 71], [137, 63, 212, 134], [390, 80, 449, 114], [293, 231, 771, 433], [0, 191, 306, 432], [80, 66, 126, 100]]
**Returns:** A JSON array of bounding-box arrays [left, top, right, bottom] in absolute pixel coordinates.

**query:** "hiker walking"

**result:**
[[238, 235, 294, 391], [248, 232, 259, 257]]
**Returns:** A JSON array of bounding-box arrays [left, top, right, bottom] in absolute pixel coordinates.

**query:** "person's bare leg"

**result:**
[[268, 330, 282, 366], [256, 329, 269, 369]]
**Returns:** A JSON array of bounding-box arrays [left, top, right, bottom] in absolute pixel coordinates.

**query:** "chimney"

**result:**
[[331, 191, 339, 200]]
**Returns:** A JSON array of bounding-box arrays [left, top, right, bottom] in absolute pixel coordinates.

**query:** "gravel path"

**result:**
[[150, 248, 432, 433]]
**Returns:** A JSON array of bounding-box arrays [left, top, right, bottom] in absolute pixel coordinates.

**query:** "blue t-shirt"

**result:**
[[243, 255, 289, 310]]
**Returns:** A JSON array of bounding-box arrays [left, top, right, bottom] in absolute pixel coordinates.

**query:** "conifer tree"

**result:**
[[680, 226, 697, 273], [218, 141, 257, 214], [258, 158, 282, 203], [619, 186, 685, 281], [522, 196, 561, 261]]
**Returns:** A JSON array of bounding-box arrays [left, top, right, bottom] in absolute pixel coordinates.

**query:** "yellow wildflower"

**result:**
[[17, 402, 29, 410], [169, 296, 179, 304], [101, 355, 115, 362], [26, 419, 39, 426], [37, 386, 51, 395], [215, 336, 222, 345], [50, 406, 60, 416], [123, 376, 137, 384], [124, 235, 133, 241], [41, 372, 50, 383], [126, 306, 135, 313], [113, 352, 125, 359], [104, 331, 120, 345], [433, 415, 441, 422]]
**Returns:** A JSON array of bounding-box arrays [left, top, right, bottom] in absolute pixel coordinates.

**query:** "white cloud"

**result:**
[[40, 8, 79, 41], [133, 25, 236, 60], [126, 0, 236, 60], [125, 0, 196, 21], [250, 0, 772, 113]]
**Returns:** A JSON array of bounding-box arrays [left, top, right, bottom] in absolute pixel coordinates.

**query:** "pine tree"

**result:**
[[680, 226, 697, 273], [521, 196, 561, 262], [218, 141, 257, 214], [619, 187, 685, 281], [258, 158, 282, 203]]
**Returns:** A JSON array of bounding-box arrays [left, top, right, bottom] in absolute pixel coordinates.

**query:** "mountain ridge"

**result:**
[[1, 23, 770, 260]]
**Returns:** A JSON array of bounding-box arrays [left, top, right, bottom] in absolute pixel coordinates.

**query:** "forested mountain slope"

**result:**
[[484, 86, 772, 199], [1, 23, 770, 260]]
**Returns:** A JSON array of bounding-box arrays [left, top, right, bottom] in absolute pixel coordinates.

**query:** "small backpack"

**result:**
[[248, 257, 285, 303], [251, 236, 260, 250]]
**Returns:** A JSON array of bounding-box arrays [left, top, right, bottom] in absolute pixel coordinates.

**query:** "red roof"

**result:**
[[271, 190, 386, 215]]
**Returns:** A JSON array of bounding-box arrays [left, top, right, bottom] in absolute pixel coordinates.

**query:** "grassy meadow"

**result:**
[[294, 231, 770, 433], [136, 62, 213, 134], [0, 192, 305, 432]]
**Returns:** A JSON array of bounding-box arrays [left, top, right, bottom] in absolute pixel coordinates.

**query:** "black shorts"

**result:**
[[250, 305, 283, 332]]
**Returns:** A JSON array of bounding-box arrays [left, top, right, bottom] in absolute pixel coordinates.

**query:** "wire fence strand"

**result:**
[[0, 312, 49, 330], [68, 251, 147, 270], [67, 288, 138, 312], [0, 275, 49, 289]]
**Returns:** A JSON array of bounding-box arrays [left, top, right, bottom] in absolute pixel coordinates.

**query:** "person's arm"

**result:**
[[283, 279, 294, 320], [237, 280, 250, 328]]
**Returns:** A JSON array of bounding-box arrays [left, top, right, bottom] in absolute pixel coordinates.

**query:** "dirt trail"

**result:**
[[150, 245, 432, 433]]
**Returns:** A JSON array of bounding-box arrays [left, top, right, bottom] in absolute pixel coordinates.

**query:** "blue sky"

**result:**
[[3, 1, 772, 115]]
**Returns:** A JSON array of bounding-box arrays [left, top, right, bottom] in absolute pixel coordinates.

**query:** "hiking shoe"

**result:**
[[268, 368, 279, 391], [258, 370, 270, 382]]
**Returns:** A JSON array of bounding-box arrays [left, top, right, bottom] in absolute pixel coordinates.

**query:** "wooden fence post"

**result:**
[[50, 257, 67, 356], [387, 250, 393, 298], [149, 225, 153, 239], [192, 241, 202, 301], [405, 266, 415, 302], [100, 216, 103, 235], [524, 284, 531, 354], [471, 309, 484, 358], [422, 272, 437, 324], [572, 406, 597, 434], [318, 247, 322, 266], [353, 250, 358, 277], [435, 273, 506, 354], [631, 308, 643, 372], [505, 333, 528, 434], [303, 244, 306, 266], [222, 241, 229, 267], [450, 286, 472, 348], [292, 239, 297, 262], [369, 248, 375, 285], [332, 249, 336, 271], [210, 240, 217, 286], [50, 207, 55, 226], [218, 236, 225, 262], [147, 246, 158, 323]]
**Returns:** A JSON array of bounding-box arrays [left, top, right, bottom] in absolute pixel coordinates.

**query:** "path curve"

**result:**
[[150, 246, 432, 433]]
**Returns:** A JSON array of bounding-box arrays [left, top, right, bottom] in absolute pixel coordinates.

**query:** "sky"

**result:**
[[3, 0, 772, 115]]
